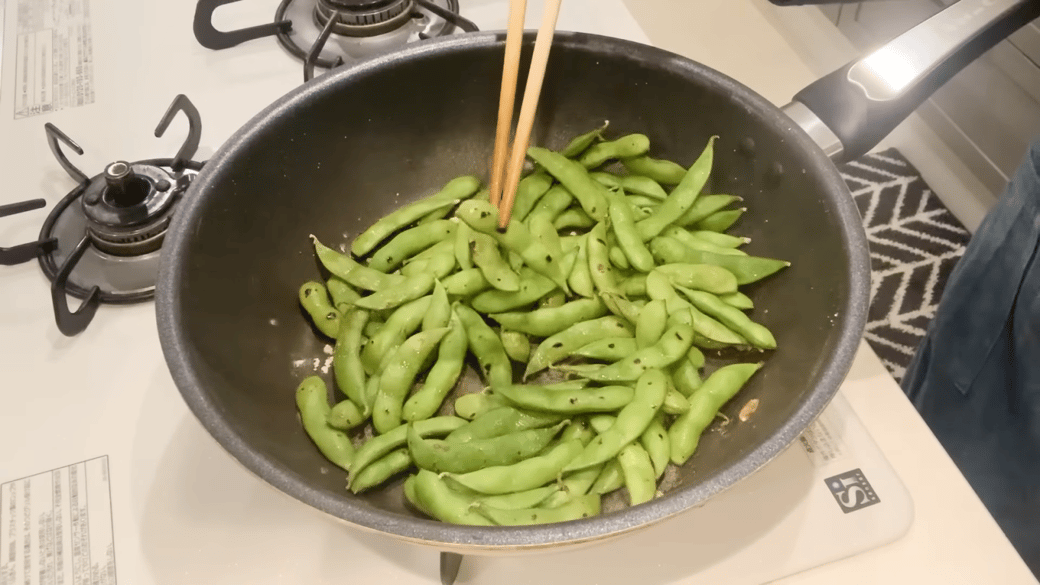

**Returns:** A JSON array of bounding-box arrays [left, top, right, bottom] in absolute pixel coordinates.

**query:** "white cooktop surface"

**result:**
[[0, 1, 912, 584]]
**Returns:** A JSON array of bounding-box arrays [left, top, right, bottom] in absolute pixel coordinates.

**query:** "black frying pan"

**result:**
[[155, 0, 1038, 553]]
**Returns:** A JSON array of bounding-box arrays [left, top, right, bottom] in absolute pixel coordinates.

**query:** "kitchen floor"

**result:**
[[623, 0, 998, 234]]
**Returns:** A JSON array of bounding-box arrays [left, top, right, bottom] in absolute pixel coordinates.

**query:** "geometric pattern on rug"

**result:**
[[838, 148, 972, 383]]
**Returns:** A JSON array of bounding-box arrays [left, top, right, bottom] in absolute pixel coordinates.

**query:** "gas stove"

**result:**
[[0, 1, 915, 584]]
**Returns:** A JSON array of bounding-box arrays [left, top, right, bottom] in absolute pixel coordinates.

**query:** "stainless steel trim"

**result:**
[[782, 101, 845, 160], [847, 0, 1029, 102]]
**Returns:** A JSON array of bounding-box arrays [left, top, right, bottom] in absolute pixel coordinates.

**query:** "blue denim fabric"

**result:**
[[902, 139, 1040, 576]]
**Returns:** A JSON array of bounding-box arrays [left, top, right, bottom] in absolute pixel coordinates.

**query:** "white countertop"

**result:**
[[0, 0, 1035, 583], [620, 0, 1037, 582]]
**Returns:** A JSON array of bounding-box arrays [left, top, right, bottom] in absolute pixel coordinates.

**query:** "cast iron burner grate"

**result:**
[[193, 0, 478, 81], [0, 95, 205, 337]]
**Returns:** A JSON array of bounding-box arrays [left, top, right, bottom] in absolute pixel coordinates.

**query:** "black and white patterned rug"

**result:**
[[838, 149, 972, 383]]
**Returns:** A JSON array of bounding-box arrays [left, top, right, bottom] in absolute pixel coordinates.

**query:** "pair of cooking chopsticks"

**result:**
[[488, 0, 563, 229]]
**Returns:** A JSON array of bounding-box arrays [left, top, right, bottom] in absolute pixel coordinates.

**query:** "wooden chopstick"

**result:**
[[496, 0, 563, 228], [488, 0, 528, 207]]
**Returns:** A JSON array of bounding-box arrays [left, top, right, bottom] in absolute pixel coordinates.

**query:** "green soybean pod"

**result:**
[[501, 330, 531, 363], [608, 246, 631, 270], [554, 208, 596, 230], [441, 268, 491, 297], [590, 171, 622, 189], [590, 458, 625, 494], [349, 448, 412, 493], [326, 276, 361, 311], [408, 469, 493, 526], [649, 237, 790, 285], [670, 362, 763, 465], [695, 208, 745, 232], [605, 189, 655, 272], [299, 281, 341, 338], [446, 406, 564, 442], [675, 194, 742, 227], [635, 299, 668, 349], [621, 155, 687, 185], [561, 120, 609, 158], [588, 414, 615, 434], [454, 220, 475, 270], [402, 311, 468, 422], [559, 323, 693, 383], [327, 399, 365, 430], [627, 194, 663, 208], [640, 415, 670, 479], [470, 269, 558, 314], [564, 368, 668, 472], [672, 357, 703, 397], [470, 232, 521, 292], [539, 290, 567, 308], [679, 287, 776, 349], [687, 304, 748, 346], [311, 236, 407, 292], [662, 225, 745, 256], [454, 391, 509, 420], [455, 303, 513, 388], [351, 416, 465, 479], [368, 219, 458, 272], [620, 175, 668, 200], [600, 292, 644, 327], [401, 239, 457, 277], [618, 443, 657, 505], [476, 485, 564, 510], [361, 296, 431, 374], [568, 235, 596, 299], [527, 147, 609, 222], [351, 175, 480, 257], [580, 134, 651, 169], [422, 279, 452, 331], [662, 387, 691, 415], [654, 263, 738, 295], [372, 327, 450, 433], [295, 376, 354, 472], [587, 222, 623, 296], [528, 212, 565, 266], [353, 272, 436, 312], [526, 184, 574, 224], [558, 418, 596, 446], [572, 337, 638, 361], [407, 422, 565, 474], [719, 291, 754, 310], [477, 494, 601, 526], [446, 439, 584, 495], [493, 383, 635, 414], [636, 137, 717, 241], [510, 172, 554, 223], [621, 273, 647, 297], [689, 230, 748, 248], [525, 316, 634, 379]]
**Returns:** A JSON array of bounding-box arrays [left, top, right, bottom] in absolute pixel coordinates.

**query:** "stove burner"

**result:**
[[0, 95, 205, 336], [314, 0, 414, 37]]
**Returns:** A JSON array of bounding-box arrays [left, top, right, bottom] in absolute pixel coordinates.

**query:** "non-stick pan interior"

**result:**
[[157, 31, 867, 549]]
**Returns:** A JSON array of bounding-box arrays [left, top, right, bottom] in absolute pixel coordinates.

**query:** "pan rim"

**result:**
[[155, 29, 870, 549]]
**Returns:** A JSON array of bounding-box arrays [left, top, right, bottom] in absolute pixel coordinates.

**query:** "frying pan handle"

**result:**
[[784, 0, 1040, 163]]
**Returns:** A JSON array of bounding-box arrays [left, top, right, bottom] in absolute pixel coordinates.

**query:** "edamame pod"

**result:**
[[477, 494, 601, 526], [493, 383, 635, 414], [572, 337, 638, 361], [299, 281, 341, 338], [490, 298, 607, 337], [327, 399, 365, 430], [608, 246, 631, 270], [607, 190, 655, 272], [580, 134, 650, 169], [649, 237, 790, 285], [670, 363, 762, 465], [635, 299, 668, 348], [469, 232, 521, 292], [620, 175, 668, 200], [561, 120, 609, 158], [663, 387, 691, 415], [662, 225, 745, 256], [441, 268, 490, 296], [564, 369, 668, 471], [559, 323, 693, 383], [476, 485, 563, 510], [621, 155, 687, 185], [591, 171, 621, 189], [679, 287, 776, 349], [349, 449, 411, 493], [353, 272, 436, 311], [446, 439, 584, 495], [312, 236, 406, 291], [601, 293, 644, 326], [719, 291, 754, 310], [455, 303, 513, 388], [408, 469, 493, 526], [446, 406, 564, 442], [695, 208, 745, 232], [525, 316, 634, 379], [500, 330, 531, 363], [454, 391, 508, 420], [618, 443, 657, 505], [454, 220, 475, 270], [689, 229, 748, 248], [640, 416, 670, 479], [509, 172, 554, 222], [621, 273, 647, 297], [636, 137, 717, 241], [527, 147, 609, 222], [372, 327, 450, 433], [675, 194, 742, 227], [407, 422, 565, 474], [361, 296, 431, 374], [590, 458, 625, 494], [672, 357, 703, 397], [334, 310, 371, 411], [296, 376, 354, 472], [654, 263, 738, 294], [526, 184, 574, 223], [554, 208, 596, 231], [470, 269, 558, 314], [350, 416, 465, 478], [351, 175, 479, 257], [422, 280, 451, 331], [368, 219, 458, 272], [528, 213, 565, 267], [400, 241, 457, 279], [539, 290, 567, 308], [568, 235, 596, 298], [402, 311, 468, 422], [587, 223, 623, 296], [326, 277, 361, 310]]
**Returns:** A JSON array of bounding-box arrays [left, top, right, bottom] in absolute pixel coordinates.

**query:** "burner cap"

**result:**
[[314, 0, 414, 37]]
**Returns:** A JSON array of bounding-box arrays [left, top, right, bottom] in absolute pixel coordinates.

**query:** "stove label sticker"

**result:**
[[13, 0, 95, 119], [825, 468, 881, 514], [0, 456, 117, 585], [797, 408, 846, 467]]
